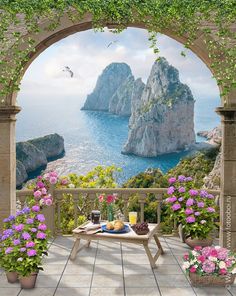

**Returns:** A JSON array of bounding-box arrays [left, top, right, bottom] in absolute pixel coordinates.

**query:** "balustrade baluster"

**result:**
[[123, 194, 129, 221], [56, 193, 63, 235], [139, 194, 146, 223], [73, 194, 79, 228]]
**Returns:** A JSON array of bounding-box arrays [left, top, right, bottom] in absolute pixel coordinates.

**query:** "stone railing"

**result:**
[[16, 187, 220, 236]]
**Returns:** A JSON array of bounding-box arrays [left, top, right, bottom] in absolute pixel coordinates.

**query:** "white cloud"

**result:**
[[18, 28, 220, 105]]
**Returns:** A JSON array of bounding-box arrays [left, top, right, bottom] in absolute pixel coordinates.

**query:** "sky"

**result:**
[[17, 27, 220, 105]]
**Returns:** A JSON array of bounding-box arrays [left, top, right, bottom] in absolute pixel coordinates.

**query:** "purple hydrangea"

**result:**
[[200, 190, 208, 198], [5, 247, 13, 254], [186, 216, 196, 223], [194, 211, 201, 216], [3, 228, 14, 237], [166, 196, 177, 203], [178, 187, 185, 193], [26, 241, 35, 248], [16, 210, 23, 216], [167, 186, 175, 194], [178, 175, 186, 182], [186, 198, 194, 207], [13, 239, 21, 246], [32, 205, 40, 212], [36, 232, 46, 239], [207, 207, 215, 213], [3, 218, 9, 223], [197, 202, 205, 208], [38, 224, 47, 231], [36, 214, 45, 222], [27, 249, 37, 257], [185, 177, 193, 182], [189, 189, 198, 196], [168, 177, 176, 184], [36, 181, 45, 188], [172, 203, 181, 211], [15, 224, 24, 232], [20, 247, 26, 252], [22, 232, 31, 240], [30, 228, 37, 233], [207, 194, 214, 199], [22, 207, 30, 214], [185, 208, 194, 215], [26, 218, 34, 224]]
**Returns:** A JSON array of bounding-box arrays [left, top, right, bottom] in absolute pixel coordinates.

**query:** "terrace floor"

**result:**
[[0, 236, 236, 296]]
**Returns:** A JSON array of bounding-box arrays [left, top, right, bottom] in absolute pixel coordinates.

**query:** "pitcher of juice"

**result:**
[[129, 212, 137, 225]]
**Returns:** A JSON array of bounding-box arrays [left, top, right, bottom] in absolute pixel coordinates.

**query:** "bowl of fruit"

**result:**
[[132, 222, 149, 235]]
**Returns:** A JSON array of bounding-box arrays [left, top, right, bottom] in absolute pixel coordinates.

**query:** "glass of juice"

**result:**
[[129, 212, 137, 225]]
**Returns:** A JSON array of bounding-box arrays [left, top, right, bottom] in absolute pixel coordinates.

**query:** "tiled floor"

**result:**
[[0, 236, 236, 296]]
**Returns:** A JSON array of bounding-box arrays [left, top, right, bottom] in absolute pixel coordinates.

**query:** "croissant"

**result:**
[[113, 220, 125, 231], [106, 222, 114, 230]]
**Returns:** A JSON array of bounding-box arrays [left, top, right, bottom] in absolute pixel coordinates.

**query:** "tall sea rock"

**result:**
[[81, 63, 132, 111], [123, 57, 195, 156]]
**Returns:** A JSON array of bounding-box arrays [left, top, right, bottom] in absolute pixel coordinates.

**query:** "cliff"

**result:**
[[81, 63, 132, 111], [16, 133, 64, 188], [122, 57, 195, 156], [109, 75, 134, 116], [197, 126, 222, 145]]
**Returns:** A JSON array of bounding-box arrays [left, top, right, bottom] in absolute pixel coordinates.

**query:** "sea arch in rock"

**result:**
[[0, 11, 236, 248]]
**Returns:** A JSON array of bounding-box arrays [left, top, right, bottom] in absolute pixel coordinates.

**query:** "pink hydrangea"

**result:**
[[185, 208, 194, 215], [217, 248, 228, 260], [32, 205, 40, 212], [38, 224, 47, 231], [189, 189, 198, 196], [202, 260, 216, 273], [172, 203, 181, 211], [178, 187, 185, 193], [49, 176, 57, 184], [186, 216, 195, 223], [167, 186, 175, 194], [202, 246, 213, 258], [45, 199, 52, 206], [26, 241, 35, 248], [168, 177, 176, 184], [41, 187, 47, 195], [34, 190, 42, 198], [186, 198, 194, 207], [27, 249, 37, 257]]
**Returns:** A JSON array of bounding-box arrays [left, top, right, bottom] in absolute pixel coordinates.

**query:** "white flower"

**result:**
[[39, 199, 44, 205], [17, 257, 23, 262], [182, 262, 190, 270], [215, 246, 221, 250], [68, 183, 75, 188], [219, 261, 226, 269], [209, 256, 217, 262], [190, 259, 197, 265], [232, 268, 236, 274], [192, 251, 198, 256]]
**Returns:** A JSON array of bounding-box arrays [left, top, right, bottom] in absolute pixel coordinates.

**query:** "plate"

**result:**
[[101, 224, 130, 234]]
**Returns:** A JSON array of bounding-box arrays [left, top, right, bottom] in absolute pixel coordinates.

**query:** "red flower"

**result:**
[[219, 268, 227, 275], [210, 249, 218, 257], [194, 246, 202, 251], [107, 195, 115, 203], [190, 266, 197, 273], [183, 253, 189, 260], [98, 195, 104, 202], [197, 255, 206, 263]]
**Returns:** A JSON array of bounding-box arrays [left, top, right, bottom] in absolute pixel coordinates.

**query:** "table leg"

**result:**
[[143, 234, 164, 268], [70, 238, 81, 260], [143, 243, 156, 268], [154, 234, 164, 255], [86, 240, 91, 248]]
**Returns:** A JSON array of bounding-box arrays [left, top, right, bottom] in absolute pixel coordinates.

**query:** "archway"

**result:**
[[0, 11, 235, 249]]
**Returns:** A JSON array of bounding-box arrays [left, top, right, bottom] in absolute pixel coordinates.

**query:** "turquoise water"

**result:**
[[16, 95, 221, 183]]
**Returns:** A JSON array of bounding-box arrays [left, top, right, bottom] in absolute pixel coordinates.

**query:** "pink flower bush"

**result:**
[[98, 194, 117, 204], [183, 246, 236, 277], [164, 175, 218, 239]]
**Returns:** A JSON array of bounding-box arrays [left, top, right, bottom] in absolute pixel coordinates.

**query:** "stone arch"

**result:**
[[0, 11, 236, 249]]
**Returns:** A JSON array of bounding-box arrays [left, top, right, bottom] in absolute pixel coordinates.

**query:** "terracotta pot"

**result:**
[[185, 237, 213, 249], [6, 271, 18, 283], [20, 273, 38, 289]]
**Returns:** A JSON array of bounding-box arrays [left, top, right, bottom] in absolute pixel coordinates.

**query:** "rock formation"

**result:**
[[81, 63, 132, 111], [122, 57, 195, 156], [16, 133, 64, 188], [197, 126, 222, 145], [109, 75, 135, 116]]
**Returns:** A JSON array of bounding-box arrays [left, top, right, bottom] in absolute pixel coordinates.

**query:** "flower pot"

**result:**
[[20, 273, 38, 289], [6, 271, 18, 283], [189, 272, 236, 286], [185, 237, 213, 249]]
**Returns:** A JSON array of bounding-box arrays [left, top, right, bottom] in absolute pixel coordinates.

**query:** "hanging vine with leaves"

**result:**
[[0, 0, 235, 105]]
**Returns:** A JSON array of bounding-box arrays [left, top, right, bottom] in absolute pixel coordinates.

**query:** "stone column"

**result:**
[[0, 106, 21, 228], [216, 107, 236, 250]]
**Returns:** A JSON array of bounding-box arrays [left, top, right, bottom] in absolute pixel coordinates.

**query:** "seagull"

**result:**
[[107, 40, 119, 48], [63, 66, 74, 78]]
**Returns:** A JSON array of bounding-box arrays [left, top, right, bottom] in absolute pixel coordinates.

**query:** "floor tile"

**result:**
[[126, 287, 160, 296], [155, 274, 190, 287], [36, 275, 61, 288], [19, 287, 56, 296], [124, 265, 153, 275], [160, 287, 196, 296], [194, 287, 231, 296], [0, 288, 21, 296], [92, 274, 123, 287], [64, 264, 94, 275], [123, 254, 150, 265], [95, 254, 122, 265], [90, 287, 124, 296], [40, 264, 65, 275], [124, 275, 157, 288], [59, 274, 92, 288], [67, 255, 95, 265], [94, 264, 122, 274], [0, 275, 20, 288], [153, 264, 182, 275], [55, 287, 90, 296]]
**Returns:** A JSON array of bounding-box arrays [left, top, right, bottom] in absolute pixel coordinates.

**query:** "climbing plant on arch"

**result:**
[[0, 0, 235, 105]]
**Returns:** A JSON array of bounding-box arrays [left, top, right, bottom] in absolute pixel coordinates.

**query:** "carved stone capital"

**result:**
[[0, 106, 21, 122], [216, 107, 236, 123]]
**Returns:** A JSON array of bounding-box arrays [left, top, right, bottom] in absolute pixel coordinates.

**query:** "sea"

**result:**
[[16, 95, 221, 184]]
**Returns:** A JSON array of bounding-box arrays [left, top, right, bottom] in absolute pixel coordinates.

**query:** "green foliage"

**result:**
[[0, 1, 235, 104]]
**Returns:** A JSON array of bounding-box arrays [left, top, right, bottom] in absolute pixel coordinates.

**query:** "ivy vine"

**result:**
[[0, 0, 235, 105]]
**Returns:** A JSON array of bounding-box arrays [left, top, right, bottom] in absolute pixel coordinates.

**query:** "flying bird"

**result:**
[[107, 40, 119, 48], [63, 66, 74, 78]]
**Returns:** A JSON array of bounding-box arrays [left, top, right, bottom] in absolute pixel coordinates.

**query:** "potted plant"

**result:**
[[164, 175, 218, 248], [183, 245, 236, 286]]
